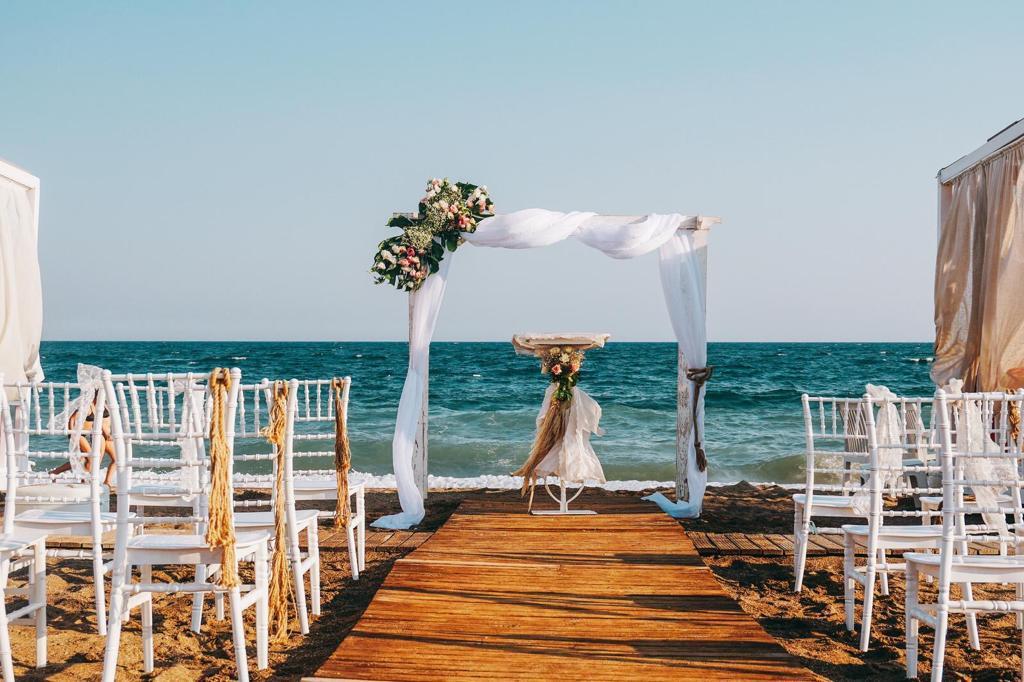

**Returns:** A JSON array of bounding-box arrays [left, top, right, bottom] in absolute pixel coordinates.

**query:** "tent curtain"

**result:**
[[0, 176, 44, 387], [932, 141, 1024, 391], [373, 209, 708, 529]]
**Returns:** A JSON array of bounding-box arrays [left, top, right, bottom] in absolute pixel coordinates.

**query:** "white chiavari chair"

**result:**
[[794, 394, 873, 592], [101, 369, 270, 682], [905, 388, 1024, 681], [839, 393, 974, 651], [4, 371, 117, 634], [234, 378, 364, 580], [197, 379, 321, 635], [0, 377, 48, 682]]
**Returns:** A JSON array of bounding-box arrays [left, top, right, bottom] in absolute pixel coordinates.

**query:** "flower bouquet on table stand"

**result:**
[[511, 333, 610, 515]]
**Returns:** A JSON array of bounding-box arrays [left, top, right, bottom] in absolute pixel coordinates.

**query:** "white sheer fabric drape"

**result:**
[[373, 256, 453, 529], [531, 383, 606, 483], [374, 209, 707, 529], [0, 176, 44, 388]]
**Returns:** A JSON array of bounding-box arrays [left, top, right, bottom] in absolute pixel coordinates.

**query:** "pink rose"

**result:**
[[399, 258, 409, 266], [406, 247, 416, 257], [551, 364, 562, 376]]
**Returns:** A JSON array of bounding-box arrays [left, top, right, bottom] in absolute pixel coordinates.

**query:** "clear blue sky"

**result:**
[[2, 1, 1021, 342]]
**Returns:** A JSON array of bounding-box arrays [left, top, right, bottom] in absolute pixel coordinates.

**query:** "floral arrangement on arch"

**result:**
[[371, 178, 494, 291], [541, 347, 585, 403]]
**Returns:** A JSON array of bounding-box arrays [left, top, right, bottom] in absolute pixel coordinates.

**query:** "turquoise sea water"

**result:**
[[38, 341, 934, 484]]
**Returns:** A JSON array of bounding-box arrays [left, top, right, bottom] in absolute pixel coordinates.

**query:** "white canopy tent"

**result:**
[[932, 118, 1024, 391], [375, 208, 720, 529], [0, 158, 44, 386]]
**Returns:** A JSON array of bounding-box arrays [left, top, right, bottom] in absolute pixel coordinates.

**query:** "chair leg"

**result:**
[[931, 608, 950, 682], [859, 564, 876, 652], [191, 564, 207, 633], [346, 523, 359, 581], [93, 546, 107, 636], [905, 562, 919, 680], [101, 583, 126, 682], [878, 548, 889, 596], [0, 586, 13, 682], [357, 508, 366, 572], [1017, 583, 1023, 630], [141, 565, 154, 673], [32, 542, 46, 669], [794, 509, 808, 592], [255, 549, 268, 671], [309, 524, 321, 617], [358, 518, 366, 569], [961, 582, 980, 650], [843, 534, 856, 632], [228, 587, 250, 682], [291, 549, 309, 636], [215, 592, 225, 620]]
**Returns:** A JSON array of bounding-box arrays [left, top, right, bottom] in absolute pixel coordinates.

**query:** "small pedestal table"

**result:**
[[512, 333, 610, 515]]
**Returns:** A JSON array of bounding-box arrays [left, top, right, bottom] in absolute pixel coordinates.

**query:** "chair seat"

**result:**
[[234, 509, 319, 528], [127, 530, 270, 551], [16, 481, 110, 514], [793, 493, 860, 509], [0, 529, 47, 554], [14, 508, 122, 536], [905, 552, 1024, 580], [843, 522, 937, 540]]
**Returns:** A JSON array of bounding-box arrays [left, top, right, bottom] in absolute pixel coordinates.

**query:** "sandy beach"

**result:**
[[0, 484, 1017, 680]]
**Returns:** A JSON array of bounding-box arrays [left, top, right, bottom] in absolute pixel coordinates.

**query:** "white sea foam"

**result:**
[[342, 470, 796, 492]]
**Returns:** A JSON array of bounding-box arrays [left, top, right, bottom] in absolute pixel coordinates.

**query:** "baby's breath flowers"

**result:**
[[541, 346, 585, 402], [371, 178, 495, 291]]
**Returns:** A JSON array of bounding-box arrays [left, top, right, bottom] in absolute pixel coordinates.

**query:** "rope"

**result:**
[[205, 368, 239, 588], [331, 378, 352, 529], [513, 396, 571, 510], [685, 366, 714, 472], [261, 380, 294, 642]]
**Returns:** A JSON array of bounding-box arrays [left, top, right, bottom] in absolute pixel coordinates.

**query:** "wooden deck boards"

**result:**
[[309, 496, 814, 681]]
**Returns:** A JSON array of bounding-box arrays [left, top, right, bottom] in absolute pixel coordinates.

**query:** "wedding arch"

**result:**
[[373, 203, 720, 529]]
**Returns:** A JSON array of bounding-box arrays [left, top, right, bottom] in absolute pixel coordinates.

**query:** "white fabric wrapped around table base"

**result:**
[[531, 383, 606, 485]]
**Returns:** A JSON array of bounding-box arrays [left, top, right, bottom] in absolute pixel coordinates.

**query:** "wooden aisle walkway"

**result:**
[[307, 495, 815, 681]]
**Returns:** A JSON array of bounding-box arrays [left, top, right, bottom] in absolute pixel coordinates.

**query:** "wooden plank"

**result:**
[[309, 494, 814, 681]]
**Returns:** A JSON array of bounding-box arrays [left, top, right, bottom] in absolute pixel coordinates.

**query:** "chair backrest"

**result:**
[[234, 378, 351, 486], [110, 368, 242, 530], [801, 395, 873, 499], [933, 389, 1024, 553], [109, 372, 213, 503], [292, 377, 350, 477], [0, 375, 26, 532], [859, 393, 942, 530], [1, 375, 115, 527], [233, 379, 293, 513]]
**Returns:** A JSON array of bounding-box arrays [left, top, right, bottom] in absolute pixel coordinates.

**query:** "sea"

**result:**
[[38, 341, 935, 487]]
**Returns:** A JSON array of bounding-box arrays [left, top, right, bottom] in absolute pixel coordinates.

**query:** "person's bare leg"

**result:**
[[103, 440, 117, 487], [52, 437, 92, 477]]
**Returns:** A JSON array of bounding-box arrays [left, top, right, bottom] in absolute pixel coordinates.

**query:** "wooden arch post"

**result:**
[[675, 226, 711, 503]]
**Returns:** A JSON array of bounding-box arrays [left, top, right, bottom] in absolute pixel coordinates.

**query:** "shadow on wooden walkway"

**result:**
[[306, 494, 815, 681]]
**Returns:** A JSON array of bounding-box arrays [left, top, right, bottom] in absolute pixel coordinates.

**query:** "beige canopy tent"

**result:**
[[933, 118, 1024, 391], [0, 158, 44, 385]]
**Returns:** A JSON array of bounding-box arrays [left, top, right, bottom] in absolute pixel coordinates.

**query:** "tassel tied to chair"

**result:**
[[205, 368, 240, 588], [261, 380, 294, 642], [331, 378, 352, 530]]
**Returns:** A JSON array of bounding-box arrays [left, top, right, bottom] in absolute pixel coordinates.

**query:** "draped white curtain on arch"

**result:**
[[374, 209, 713, 529]]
